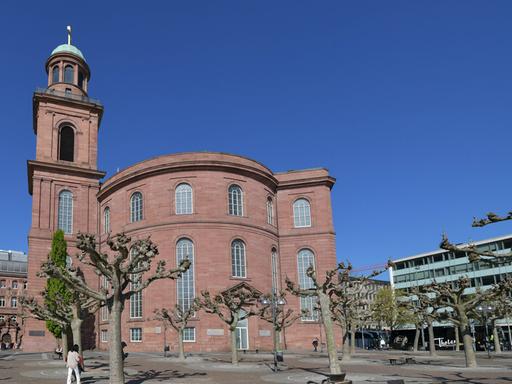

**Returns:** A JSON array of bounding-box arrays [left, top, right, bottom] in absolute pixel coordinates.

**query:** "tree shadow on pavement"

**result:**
[[126, 369, 207, 383]]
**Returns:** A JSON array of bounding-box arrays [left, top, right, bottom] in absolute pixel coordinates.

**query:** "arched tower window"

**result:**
[[58, 190, 73, 234], [293, 198, 311, 228], [231, 240, 246, 278], [64, 65, 74, 84], [104, 207, 110, 234], [78, 71, 84, 89], [267, 197, 274, 225], [175, 183, 193, 215], [130, 192, 143, 222], [297, 249, 318, 320], [59, 126, 75, 162], [176, 238, 195, 311], [228, 185, 243, 216], [52, 66, 60, 83]]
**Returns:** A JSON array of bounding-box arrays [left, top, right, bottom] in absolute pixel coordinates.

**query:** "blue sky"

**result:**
[[1, 1, 512, 273]]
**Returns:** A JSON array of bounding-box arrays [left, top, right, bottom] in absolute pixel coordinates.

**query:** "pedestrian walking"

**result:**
[[312, 337, 319, 352], [66, 344, 82, 384]]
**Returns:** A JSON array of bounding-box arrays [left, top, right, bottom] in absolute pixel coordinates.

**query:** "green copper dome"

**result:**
[[51, 44, 85, 61]]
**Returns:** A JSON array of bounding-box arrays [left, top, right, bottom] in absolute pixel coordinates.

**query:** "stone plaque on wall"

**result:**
[[207, 328, 224, 336], [259, 330, 271, 337], [29, 330, 45, 337], [154, 326, 162, 334]]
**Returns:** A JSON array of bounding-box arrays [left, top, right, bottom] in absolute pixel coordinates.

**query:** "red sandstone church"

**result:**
[[24, 38, 338, 353]]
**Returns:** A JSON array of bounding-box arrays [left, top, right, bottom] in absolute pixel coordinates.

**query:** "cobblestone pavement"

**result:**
[[0, 349, 511, 383]]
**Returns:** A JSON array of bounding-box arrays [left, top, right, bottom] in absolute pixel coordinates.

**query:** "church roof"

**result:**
[[51, 44, 85, 61]]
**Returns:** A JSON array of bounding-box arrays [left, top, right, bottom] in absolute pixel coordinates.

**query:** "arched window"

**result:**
[[175, 183, 193, 215], [59, 126, 75, 162], [176, 239, 195, 311], [293, 198, 311, 228], [228, 185, 243, 216], [64, 65, 75, 84], [129, 248, 142, 319], [271, 248, 279, 293], [58, 190, 73, 234], [231, 240, 246, 278], [104, 207, 110, 234], [64, 65, 74, 84], [52, 66, 59, 83], [78, 71, 84, 88], [130, 192, 143, 222], [267, 197, 274, 225], [297, 249, 318, 320]]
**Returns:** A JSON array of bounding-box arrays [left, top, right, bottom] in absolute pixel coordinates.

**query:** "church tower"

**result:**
[[25, 28, 105, 351]]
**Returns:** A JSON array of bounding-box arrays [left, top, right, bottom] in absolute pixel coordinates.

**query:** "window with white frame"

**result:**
[[101, 329, 108, 342], [130, 192, 143, 222], [10, 315, 16, 323], [297, 249, 318, 320], [0, 280, 5, 288], [267, 197, 274, 225], [175, 183, 193, 215], [58, 190, 73, 234], [23, 281, 27, 289], [12, 281, 18, 289], [104, 207, 111, 233], [228, 185, 243, 216], [10, 297, 17, 308], [177, 238, 195, 311], [0, 297, 5, 307], [183, 327, 196, 342], [130, 328, 142, 342], [0, 316, 4, 322], [231, 240, 246, 278], [100, 276, 109, 321], [271, 248, 279, 293], [293, 198, 311, 228], [129, 249, 142, 319]]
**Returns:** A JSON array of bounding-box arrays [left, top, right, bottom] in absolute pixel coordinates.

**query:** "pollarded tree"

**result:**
[[482, 291, 512, 354], [154, 298, 200, 361], [199, 282, 261, 365], [285, 264, 342, 375], [425, 276, 510, 368], [407, 287, 440, 356], [258, 292, 304, 353], [39, 233, 190, 384]]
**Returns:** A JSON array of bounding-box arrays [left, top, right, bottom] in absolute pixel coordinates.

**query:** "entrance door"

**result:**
[[236, 316, 249, 350]]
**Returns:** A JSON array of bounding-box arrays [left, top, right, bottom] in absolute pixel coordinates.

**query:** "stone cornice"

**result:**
[[27, 160, 106, 195], [276, 175, 336, 191], [98, 158, 279, 200]]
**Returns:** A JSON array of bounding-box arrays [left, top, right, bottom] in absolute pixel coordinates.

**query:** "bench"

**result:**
[[54, 351, 63, 360], [389, 357, 416, 365]]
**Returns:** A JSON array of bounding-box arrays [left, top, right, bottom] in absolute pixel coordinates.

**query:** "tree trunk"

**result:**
[[230, 327, 238, 365], [341, 327, 351, 361], [318, 293, 341, 374], [62, 328, 69, 360], [492, 322, 501, 354], [455, 325, 460, 352], [70, 318, 82, 353], [427, 319, 437, 356], [460, 321, 477, 368], [178, 328, 185, 361], [413, 325, 420, 352], [350, 328, 355, 355], [109, 295, 125, 384]]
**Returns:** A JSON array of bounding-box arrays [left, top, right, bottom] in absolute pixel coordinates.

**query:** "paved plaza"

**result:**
[[0, 349, 511, 383]]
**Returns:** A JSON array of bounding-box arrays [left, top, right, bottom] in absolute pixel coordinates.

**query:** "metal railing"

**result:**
[[35, 87, 102, 106]]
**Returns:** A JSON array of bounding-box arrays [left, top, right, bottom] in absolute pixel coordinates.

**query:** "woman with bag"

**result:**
[[65, 344, 82, 384]]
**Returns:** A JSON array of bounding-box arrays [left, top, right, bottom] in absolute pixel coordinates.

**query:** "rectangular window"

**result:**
[[101, 329, 108, 343], [130, 328, 142, 342], [11, 297, 17, 308], [101, 306, 109, 322], [130, 291, 142, 318], [0, 297, 5, 307], [183, 327, 196, 342], [0, 280, 5, 288], [12, 281, 18, 289]]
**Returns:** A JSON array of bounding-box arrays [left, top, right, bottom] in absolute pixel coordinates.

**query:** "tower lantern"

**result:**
[[45, 26, 90, 95]]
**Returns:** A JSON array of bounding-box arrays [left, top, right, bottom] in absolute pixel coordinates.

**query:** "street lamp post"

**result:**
[[261, 293, 286, 372], [477, 304, 494, 359]]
